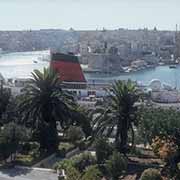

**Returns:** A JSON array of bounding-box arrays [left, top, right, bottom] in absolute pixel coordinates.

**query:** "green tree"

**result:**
[[18, 67, 75, 152], [138, 107, 180, 145], [93, 80, 138, 153], [66, 165, 81, 180], [81, 165, 102, 180], [140, 168, 162, 180], [71, 106, 92, 138], [2, 96, 20, 125], [0, 122, 30, 162], [106, 151, 127, 180], [66, 126, 84, 145], [0, 87, 11, 125], [95, 138, 113, 164]]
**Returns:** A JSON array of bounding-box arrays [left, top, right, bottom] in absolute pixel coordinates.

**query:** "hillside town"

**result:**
[[0, 28, 180, 73]]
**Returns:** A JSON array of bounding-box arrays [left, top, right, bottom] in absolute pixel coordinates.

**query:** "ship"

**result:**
[[169, 64, 177, 68], [33, 60, 38, 64], [169, 54, 178, 68], [50, 52, 109, 99], [50, 52, 87, 89]]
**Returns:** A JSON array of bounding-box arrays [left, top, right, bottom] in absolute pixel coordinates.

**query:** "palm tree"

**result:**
[[71, 105, 92, 138], [18, 67, 75, 152], [92, 80, 139, 153]]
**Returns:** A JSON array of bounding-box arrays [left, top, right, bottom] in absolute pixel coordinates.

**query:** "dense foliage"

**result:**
[[65, 165, 81, 180], [140, 168, 162, 180], [138, 107, 180, 178], [0, 87, 11, 125], [106, 151, 127, 179], [81, 165, 102, 180], [71, 106, 92, 138], [138, 107, 180, 145], [66, 126, 85, 145], [0, 123, 30, 161], [92, 80, 139, 153], [18, 67, 75, 152], [95, 138, 113, 164], [151, 136, 177, 161], [55, 152, 96, 172]]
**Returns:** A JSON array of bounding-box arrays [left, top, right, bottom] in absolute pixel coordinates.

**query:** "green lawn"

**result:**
[[58, 142, 75, 152]]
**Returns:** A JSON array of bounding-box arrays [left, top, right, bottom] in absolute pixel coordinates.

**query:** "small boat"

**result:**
[[33, 60, 38, 64], [159, 62, 164, 66], [125, 68, 133, 73], [169, 64, 177, 68]]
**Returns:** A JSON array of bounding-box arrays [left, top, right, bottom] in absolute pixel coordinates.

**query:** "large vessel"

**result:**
[[50, 52, 87, 89], [3, 52, 108, 100], [50, 52, 108, 99]]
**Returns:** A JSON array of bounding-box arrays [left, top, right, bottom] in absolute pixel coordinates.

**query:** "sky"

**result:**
[[0, 0, 180, 31]]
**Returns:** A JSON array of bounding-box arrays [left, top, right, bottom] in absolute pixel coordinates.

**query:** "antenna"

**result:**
[[176, 24, 178, 32]]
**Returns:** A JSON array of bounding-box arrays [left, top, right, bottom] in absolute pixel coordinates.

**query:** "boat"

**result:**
[[159, 62, 165, 66], [125, 68, 132, 73], [169, 64, 177, 68], [33, 60, 38, 64]]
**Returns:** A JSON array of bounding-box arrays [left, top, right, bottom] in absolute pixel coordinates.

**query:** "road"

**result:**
[[0, 167, 57, 180]]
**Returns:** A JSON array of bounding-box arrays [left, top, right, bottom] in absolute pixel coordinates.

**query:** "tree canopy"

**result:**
[[92, 80, 139, 153], [18, 67, 75, 152]]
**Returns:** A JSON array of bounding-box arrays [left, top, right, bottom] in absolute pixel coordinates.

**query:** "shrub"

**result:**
[[151, 136, 178, 162], [140, 168, 162, 180], [0, 123, 31, 161], [67, 126, 85, 144], [138, 107, 180, 145], [95, 138, 113, 164], [21, 142, 39, 155], [56, 148, 66, 158], [106, 151, 127, 179], [129, 147, 143, 157], [21, 142, 31, 155], [66, 165, 81, 180], [77, 140, 86, 151], [81, 165, 102, 180], [54, 159, 74, 171], [72, 152, 96, 172], [54, 152, 96, 173], [57, 142, 75, 158]]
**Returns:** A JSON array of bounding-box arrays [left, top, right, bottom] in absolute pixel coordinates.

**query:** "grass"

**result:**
[[15, 151, 53, 167], [13, 142, 75, 166], [15, 154, 35, 166], [58, 142, 75, 152]]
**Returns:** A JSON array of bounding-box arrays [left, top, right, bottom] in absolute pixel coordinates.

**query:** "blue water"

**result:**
[[86, 66, 180, 88], [0, 51, 180, 88], [0, 51, 49, 79]]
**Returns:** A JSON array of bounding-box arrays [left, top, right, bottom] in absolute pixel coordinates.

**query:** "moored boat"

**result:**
[[169, 64, 177, 68]]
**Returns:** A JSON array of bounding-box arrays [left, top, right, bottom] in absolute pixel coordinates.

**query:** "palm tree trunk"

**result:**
[[48, 120, 58, 151], [130, 123, 135, 148], [120, 117, 128, 154], [115, 117, 122, 152]]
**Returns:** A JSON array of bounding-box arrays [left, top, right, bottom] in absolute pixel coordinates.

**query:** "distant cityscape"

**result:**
[[0, 27, 180, 74]]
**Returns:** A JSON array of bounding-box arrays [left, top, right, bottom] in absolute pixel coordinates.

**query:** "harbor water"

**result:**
[[0, 50, 180, 88]]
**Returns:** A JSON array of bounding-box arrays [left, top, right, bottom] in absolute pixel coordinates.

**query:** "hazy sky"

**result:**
[[0, 0, 180, 31]]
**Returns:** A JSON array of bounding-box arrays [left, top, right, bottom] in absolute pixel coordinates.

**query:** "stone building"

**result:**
[[87, 53, 123, 73]]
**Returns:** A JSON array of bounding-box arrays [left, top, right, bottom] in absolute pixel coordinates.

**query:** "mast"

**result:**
[[175, 24, 180, 60]]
